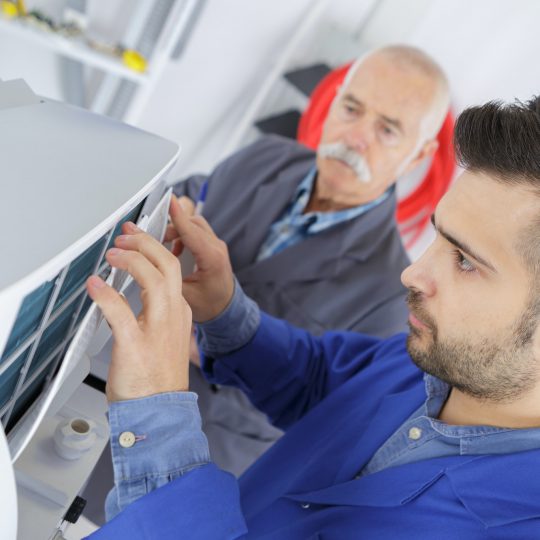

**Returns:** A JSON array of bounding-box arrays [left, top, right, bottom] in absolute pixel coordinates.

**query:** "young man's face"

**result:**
[[401, 171, 540, 402], [316, 53, 439, 206]]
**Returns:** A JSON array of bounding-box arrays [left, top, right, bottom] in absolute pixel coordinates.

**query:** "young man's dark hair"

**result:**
[[454, 96, 540, 183], [454, 96, 540, 316]]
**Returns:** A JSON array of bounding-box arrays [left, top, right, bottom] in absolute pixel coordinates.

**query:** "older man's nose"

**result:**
[[343, 124, 370, 154]]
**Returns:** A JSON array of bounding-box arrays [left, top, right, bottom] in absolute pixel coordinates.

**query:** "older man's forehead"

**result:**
[[346, 60, 437, 123]]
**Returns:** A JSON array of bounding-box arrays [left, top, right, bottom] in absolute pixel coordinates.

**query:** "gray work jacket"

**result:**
[[174, 135, 410, 338]]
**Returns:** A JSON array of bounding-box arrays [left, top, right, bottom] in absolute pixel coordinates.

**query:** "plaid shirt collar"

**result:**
[[256, 167, 391, 262], [289, 167, 391, 234]]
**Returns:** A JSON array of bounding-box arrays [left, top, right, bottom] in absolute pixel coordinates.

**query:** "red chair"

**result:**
[[297, 63, 456, 250]]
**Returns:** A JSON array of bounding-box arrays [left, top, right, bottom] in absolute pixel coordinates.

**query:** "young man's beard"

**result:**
[[405, 291, 538, 403]]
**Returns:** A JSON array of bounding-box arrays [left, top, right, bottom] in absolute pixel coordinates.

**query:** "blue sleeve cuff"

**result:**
[[109, 392, 210, 482], [196, 277, 260, 356]]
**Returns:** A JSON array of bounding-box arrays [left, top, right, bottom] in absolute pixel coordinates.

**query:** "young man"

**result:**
[[170, 45, 449, 474], [87, 97, 540, 538]]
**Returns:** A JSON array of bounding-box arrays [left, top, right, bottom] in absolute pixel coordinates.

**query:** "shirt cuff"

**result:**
[[109, 392, 210, 482], [196, 277, 260, 356]]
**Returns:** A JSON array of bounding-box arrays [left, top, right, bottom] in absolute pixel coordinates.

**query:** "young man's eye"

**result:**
[[454, 250, 476, 273]]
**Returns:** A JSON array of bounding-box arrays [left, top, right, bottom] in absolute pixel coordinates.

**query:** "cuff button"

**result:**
[[119, 431, 136, 448]]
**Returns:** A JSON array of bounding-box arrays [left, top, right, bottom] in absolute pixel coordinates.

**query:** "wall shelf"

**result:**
[[0, 0, 204, 123], [0, 16, 149, 83]]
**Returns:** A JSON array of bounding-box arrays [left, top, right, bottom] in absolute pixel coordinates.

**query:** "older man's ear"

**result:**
[[402, 139, 440, 178]]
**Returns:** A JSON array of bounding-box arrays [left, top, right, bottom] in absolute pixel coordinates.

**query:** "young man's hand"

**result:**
[[86, 222, 192, 402]]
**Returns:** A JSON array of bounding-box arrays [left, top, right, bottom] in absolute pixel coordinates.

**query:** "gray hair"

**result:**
[[338, 45, 450, 141]]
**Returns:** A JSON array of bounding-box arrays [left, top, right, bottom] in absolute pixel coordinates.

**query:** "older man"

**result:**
[[89, 96, 540, 539], [169, 45, 450, 474]]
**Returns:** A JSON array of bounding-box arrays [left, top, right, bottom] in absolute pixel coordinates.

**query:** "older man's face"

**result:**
[[316, 54, 439, 205]]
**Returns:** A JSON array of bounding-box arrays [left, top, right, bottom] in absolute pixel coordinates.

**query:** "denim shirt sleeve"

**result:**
[[196, 278, 261, 356], [105, 392, 210, 520]]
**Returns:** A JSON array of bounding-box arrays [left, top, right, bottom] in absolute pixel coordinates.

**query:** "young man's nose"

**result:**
[[401, 252, 437, 298]]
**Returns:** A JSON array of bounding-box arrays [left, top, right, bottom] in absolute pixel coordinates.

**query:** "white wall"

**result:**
[[0, 0, 538, 178], [135, 0, 379, 180], [363, 0, 540, 112], [136, 0, 315, 179], [133, 0, 540, 178]]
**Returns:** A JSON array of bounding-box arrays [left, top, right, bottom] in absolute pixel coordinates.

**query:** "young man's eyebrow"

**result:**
[[430, 214, 496, 272]]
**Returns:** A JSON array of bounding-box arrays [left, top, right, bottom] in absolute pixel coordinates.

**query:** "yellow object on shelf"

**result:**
[[0, 1, 19, 17], [122, 49, 147, 73], [15, 0, 26, 15]]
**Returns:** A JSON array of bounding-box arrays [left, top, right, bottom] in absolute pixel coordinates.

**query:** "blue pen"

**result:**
[[195, 181, 208, 215]]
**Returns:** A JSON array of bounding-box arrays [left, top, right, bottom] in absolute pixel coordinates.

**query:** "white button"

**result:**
[[300, 503, 310, 509], [119, 431, 136, 448], [408, 427, 422, 440]]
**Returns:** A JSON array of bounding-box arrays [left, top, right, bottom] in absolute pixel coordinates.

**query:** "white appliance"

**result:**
[[0, 79, 179, 539]]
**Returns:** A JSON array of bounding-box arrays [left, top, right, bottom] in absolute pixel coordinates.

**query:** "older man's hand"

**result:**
[[168, 196, 235, 322], [86, 221, 192, 402], [164, 196, 195, 256]]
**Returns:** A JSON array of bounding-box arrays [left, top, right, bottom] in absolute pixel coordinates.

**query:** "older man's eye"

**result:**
[[378, 123, 399, 145], [341, 102, 358, 116], [454, 250, 476, 273]]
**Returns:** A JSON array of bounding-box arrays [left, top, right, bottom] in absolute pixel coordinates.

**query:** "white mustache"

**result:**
[[318, 142, 372, 183]]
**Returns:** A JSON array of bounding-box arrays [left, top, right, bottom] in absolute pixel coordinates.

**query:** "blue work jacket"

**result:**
[[90, 315, 540, 539]]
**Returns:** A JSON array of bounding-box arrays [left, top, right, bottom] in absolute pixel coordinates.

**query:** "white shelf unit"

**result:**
[[0, 15, 149, 83], [15, 381, 109, 540], [0, 0, 204, 124]]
